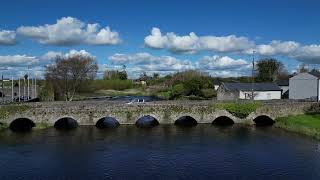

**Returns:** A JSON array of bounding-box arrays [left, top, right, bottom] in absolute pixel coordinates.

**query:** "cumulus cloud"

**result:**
[[109, 52, 194, 72], [42, 49, 94, 59], [0, 30, 16, 45], [17, 17, 121, 46], [198, 55, 250, 70], [248, 41, 320, 64], [109, 52, 252, 77], [144, 28, 320, 64], [0, 55, 38, 67], [144, 27, 254, 53]]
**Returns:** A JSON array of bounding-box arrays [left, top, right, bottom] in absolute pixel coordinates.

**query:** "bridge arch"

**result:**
[[54, 117, 79, 130], [253, 115, 275, 126], [212, 116, 234, 126], [9, 118, 35, 132], [175, 116, 198, 126], [136, 115, 159, 128], [96, 116, 120, 129]]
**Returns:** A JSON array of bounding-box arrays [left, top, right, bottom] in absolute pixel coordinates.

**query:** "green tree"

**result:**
[[256, 58, 285, 82], [171, 84, 184, 99]]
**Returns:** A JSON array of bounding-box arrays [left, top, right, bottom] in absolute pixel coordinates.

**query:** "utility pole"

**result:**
[[27, 66, 30, 100], [18, 78, 21, 102], [11, 76, 13, 102], [23, 77, 25, 101], [1, 73, 3, 103], [35, 76, 37, 98], [251, 50, 256, 101]]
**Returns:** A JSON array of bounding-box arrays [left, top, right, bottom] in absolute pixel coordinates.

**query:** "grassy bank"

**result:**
[[276, 114, 320, 139]]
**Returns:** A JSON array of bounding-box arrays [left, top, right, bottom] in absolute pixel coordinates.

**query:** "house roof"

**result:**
[[275, 80, 289, 86], [213, 79, 221, 85], [222, 82, 282, 91], [290, 73, 319, 80]]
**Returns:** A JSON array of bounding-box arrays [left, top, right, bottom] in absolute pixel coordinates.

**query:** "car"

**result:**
[[13, 96, 31, 102], [126, 98, 145, 104]]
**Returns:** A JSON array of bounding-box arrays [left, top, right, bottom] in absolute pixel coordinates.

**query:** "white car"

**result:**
[[126, 98, 145, 104]]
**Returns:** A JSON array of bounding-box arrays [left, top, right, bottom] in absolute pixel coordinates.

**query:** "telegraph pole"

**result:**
[[11, 76, 13, 102], [34, 76, 37, 98], [18, 78, 21, 102], [27, 66, 30, 100], [1, 73, 3, 103], [251, 50, 256, 101]]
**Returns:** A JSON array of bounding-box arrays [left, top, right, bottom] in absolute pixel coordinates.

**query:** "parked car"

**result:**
[[13, 96, 31, 102], [126, 98, 145, 104]]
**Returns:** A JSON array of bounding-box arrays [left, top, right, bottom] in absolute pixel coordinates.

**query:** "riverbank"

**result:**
[[275, 114, 320, 140]]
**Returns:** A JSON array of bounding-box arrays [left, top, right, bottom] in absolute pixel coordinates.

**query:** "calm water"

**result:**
[[0, 125, 319, 179]]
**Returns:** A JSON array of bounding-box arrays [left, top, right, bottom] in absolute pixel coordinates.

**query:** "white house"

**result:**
[[289, 72, 320, 101], [217, 82, 282, 101]]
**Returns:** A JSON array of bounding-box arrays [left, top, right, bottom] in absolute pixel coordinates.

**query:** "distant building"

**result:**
[[213, 79, 221, 90], [276, 80, 289, 98], [217, 82, 282, 101], [289, 73, 320, 100]]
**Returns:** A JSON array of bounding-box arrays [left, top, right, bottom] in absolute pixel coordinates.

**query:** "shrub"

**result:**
[[211, 102, 262, 118], [201, 88, 216, 98], [183, 79, 202, 96], [90, 79, 134, 91], [171, 84, 185, 98]]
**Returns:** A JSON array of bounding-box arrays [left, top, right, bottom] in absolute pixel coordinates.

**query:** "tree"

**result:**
[[45, 54, 98, 101], [256, 59, 285, 82], [153, 73, 160, 79], [298, 64, 309, 73]]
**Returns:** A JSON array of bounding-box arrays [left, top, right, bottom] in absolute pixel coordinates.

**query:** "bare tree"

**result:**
[[45, 54, 98, 101]]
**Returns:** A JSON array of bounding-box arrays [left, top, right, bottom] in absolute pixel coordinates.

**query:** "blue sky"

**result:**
[[0, 0, 320, 78]]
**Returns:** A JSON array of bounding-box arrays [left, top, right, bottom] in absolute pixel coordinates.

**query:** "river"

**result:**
[[0, 125, 319, 179]]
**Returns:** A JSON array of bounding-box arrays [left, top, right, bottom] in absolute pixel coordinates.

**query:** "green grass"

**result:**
[[276, 114, 320, 139], [210, 102, 262, 118]]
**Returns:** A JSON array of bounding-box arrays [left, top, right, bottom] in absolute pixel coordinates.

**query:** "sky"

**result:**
[[0, 0, 320, 78]]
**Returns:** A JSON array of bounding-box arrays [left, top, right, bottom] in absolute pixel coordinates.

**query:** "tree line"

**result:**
[[40, 54, 318, 101]]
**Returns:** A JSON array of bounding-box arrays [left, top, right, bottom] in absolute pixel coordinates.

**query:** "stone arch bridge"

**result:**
[[1, 100, 315, 128]]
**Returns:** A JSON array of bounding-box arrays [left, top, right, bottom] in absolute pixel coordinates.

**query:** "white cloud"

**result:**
[[0, 30, 16, 45], [17, 17, 121, 46], [291, 44, 320, 64], [109, 52, 194, 72], [109, 52, 252, 78], [144, 28, 320, 64], [144, 27, 254, 53], [41, 49, 95, 60], [0, 55, 38, 67], [198, 55, 250, 70]]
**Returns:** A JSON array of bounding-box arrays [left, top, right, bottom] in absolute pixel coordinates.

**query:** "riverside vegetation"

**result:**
[[275, 103, 320, 139]]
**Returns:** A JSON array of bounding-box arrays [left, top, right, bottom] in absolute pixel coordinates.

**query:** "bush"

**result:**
[[211, 102, 262, 118], [183, 79, 202, 96], [90, 79, 134, 91], [201, 88, 216, 98], [171, 84, 185, 98], [39, 85, 54, 101]]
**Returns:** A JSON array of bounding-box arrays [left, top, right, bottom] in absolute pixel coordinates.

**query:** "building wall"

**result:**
[[217, 86, 238, 100], [289, 78, 318, 99], [239, 91, 281, 100], [279, 86, 289, 95]]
